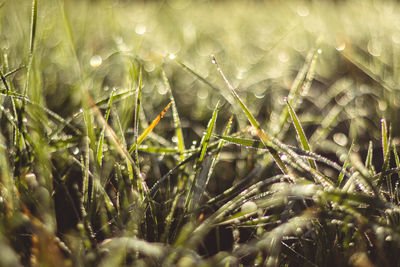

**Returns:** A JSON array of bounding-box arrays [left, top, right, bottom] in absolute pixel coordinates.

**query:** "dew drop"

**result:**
[[90, 55, 102, 68], [211, 54, 217, 64], [336, 43, 346, 51], [378, 100, 387, 111], [135, 24, 146, 35], [317, 49, 322, 54], [157, 85, 168, 95], [168, 53, 176, 60], [72, 147, 80, 155], [280, 154, 288, 161], [241, 201, 257, 214], [333, 132, 348, 146]]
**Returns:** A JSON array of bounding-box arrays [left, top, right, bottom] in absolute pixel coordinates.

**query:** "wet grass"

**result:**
[[1, 0, 400, 266]]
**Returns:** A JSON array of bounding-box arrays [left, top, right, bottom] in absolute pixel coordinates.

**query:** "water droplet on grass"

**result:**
[[90, 55, 102, 68], [336, 43, 346, 51], [241, 201, 257, 214], [211, 54, 217, 64], [73, 147, 80, 155], [333, 132, 348, 146], [135, 24, 146, 35]]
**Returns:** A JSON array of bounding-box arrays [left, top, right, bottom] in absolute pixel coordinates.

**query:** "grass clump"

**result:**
[[2, 0, 400, 266]]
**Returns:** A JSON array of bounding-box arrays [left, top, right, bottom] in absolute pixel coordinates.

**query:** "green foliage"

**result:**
[[2, 0, 400, 266]]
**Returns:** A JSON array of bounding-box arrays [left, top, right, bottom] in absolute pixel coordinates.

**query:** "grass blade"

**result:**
[[211, 55, 287, 173], [378, 119, 391, 192], [365, 140, 375, 175], [186, 101, 219, 212], [128, 102, 172, 154], [133, 67, 143, 165], [338, 141, 354, 188], [96, 89, 115, 166], [193, 115, 234, 209], [285, 97, 317, 169], [162, 68, 185, 160]]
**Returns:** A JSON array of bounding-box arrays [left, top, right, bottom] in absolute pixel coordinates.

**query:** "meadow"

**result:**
[[1, 0, 400, 266]]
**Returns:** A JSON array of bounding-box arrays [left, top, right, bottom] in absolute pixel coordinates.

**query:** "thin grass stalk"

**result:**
[[162, 68, 185, 160], [211, 55, 287, 174], [185, 101, 219, 212], [285, 98, 317, 170]]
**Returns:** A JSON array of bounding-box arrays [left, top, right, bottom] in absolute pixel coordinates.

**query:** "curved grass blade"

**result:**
[[378, 118, 391, 189], [365, 140, 375, 175], [22, 0, 38, 100], [211, 55, 287, 173], [96, 89, 115, 166], [128, 102, 172, 154], [394, 143, 400, 180], [285, 97, 317, 170], [162, 68, 185, 160], [338, 141, 354, 188], [204, 116, 233, 189], [186, 101, 219, 212], [133, 67, 142, 166]]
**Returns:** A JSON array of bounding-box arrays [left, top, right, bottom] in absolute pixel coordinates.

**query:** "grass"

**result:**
[[2, 0, 400, 266]]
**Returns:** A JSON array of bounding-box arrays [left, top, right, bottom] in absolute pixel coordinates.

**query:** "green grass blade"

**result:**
[[338, 141, 354, 188], [285, 98, 317, 169], [185, 101, 219, 212], [96, 89, 115, 167], [23, 0, 37, 98], [133, 67, 142, 165], [162, 68, 185, 160], [365, 140, 375, 175], [214, 135, 266, 149], [193, 115, 234, 209], [211, 55, 287, 173], [378, 118, 391, 188], [394, 143, 400, 180], [29, 0, 38, 56]]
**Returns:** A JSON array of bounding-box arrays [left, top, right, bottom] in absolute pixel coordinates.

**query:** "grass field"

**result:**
[[2, 0, 400, 266]]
